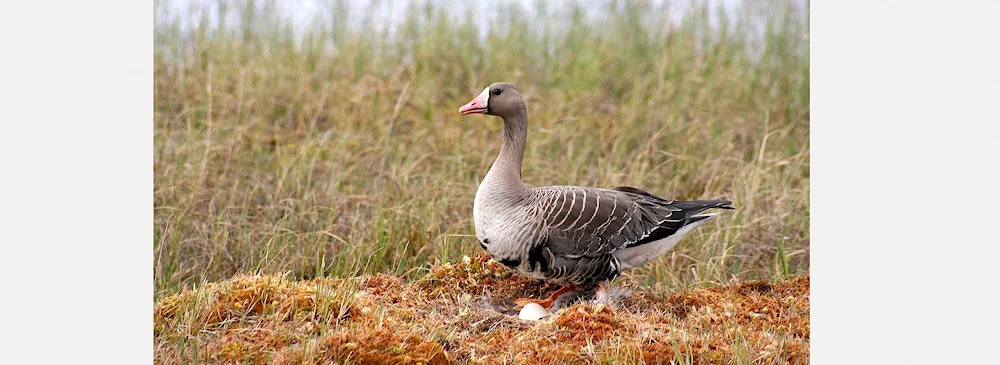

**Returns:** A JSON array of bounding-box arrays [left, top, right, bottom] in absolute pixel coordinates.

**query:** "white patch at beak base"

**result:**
[[458, 86, 493, 115], [480, 87, 490, 107]]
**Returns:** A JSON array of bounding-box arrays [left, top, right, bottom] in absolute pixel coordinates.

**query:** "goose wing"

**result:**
[[534, 185, 731, 257], [525, 186, 732, 287]]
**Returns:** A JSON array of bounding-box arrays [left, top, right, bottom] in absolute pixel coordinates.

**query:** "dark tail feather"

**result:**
[[679, 200, 733, 224], [672, 199, 735, 215], [713, 200, 735, 210], [613, 187, 735, 211]]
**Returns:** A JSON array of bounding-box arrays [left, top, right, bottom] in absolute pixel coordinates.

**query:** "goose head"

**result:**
[[458, 82, 525, 118]]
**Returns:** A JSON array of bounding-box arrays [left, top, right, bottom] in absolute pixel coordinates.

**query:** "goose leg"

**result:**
[[513, 285, 576, 310], [550, 288, 591, 310]]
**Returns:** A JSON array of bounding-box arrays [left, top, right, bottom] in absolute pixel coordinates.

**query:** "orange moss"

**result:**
[[555, 304, 619, 341], [415, 253, 560, 304], [276, 328, 450, 365], [360, 273, 405, 297], [155, 262, 810, 364], [641, 341, 727, 365], [637, 277, 811, 364], [207, 328, 290, 364]]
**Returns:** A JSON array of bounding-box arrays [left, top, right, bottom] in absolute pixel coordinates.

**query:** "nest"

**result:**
[[155, 254, 810, 364]]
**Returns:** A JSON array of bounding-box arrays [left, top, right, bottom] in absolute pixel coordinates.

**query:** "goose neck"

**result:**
[[485, 111, 529, 193]]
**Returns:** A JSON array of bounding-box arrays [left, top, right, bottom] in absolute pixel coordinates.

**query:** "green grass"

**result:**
[[154, 0, 809, 299]]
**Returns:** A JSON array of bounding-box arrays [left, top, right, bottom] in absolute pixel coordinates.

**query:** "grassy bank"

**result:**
[[154, 0, 809, 299]]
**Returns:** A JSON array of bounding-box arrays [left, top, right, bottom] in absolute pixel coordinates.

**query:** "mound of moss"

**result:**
[[155, 254, 809, 364]]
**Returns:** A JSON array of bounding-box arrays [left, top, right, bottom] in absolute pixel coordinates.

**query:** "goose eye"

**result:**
[[491, 89, 502, 96]]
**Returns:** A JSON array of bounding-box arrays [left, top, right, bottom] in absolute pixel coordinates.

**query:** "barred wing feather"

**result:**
[[534, 185, 732, 258]]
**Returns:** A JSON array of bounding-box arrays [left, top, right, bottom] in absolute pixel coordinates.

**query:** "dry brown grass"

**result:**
[[155, 254, 809, 364], [154, 0, 809, 299]]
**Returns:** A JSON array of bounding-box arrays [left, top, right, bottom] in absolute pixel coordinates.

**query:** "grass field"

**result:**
[[154, 0, 809, 362]]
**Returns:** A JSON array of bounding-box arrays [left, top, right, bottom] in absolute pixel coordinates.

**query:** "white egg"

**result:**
[[518, 303, 549, 321]]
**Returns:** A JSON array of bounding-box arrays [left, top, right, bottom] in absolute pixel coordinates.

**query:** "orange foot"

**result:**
[[514, 285, 576, 310]]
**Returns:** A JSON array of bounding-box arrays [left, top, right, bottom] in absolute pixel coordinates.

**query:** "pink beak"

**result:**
[[458, 87, 490, 115]]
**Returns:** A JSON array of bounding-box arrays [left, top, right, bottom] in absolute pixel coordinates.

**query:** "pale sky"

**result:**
[[157, 0, 806, 38]]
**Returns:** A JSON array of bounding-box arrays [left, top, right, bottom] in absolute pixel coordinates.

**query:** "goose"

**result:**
[[458, 82, 734, 310]]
